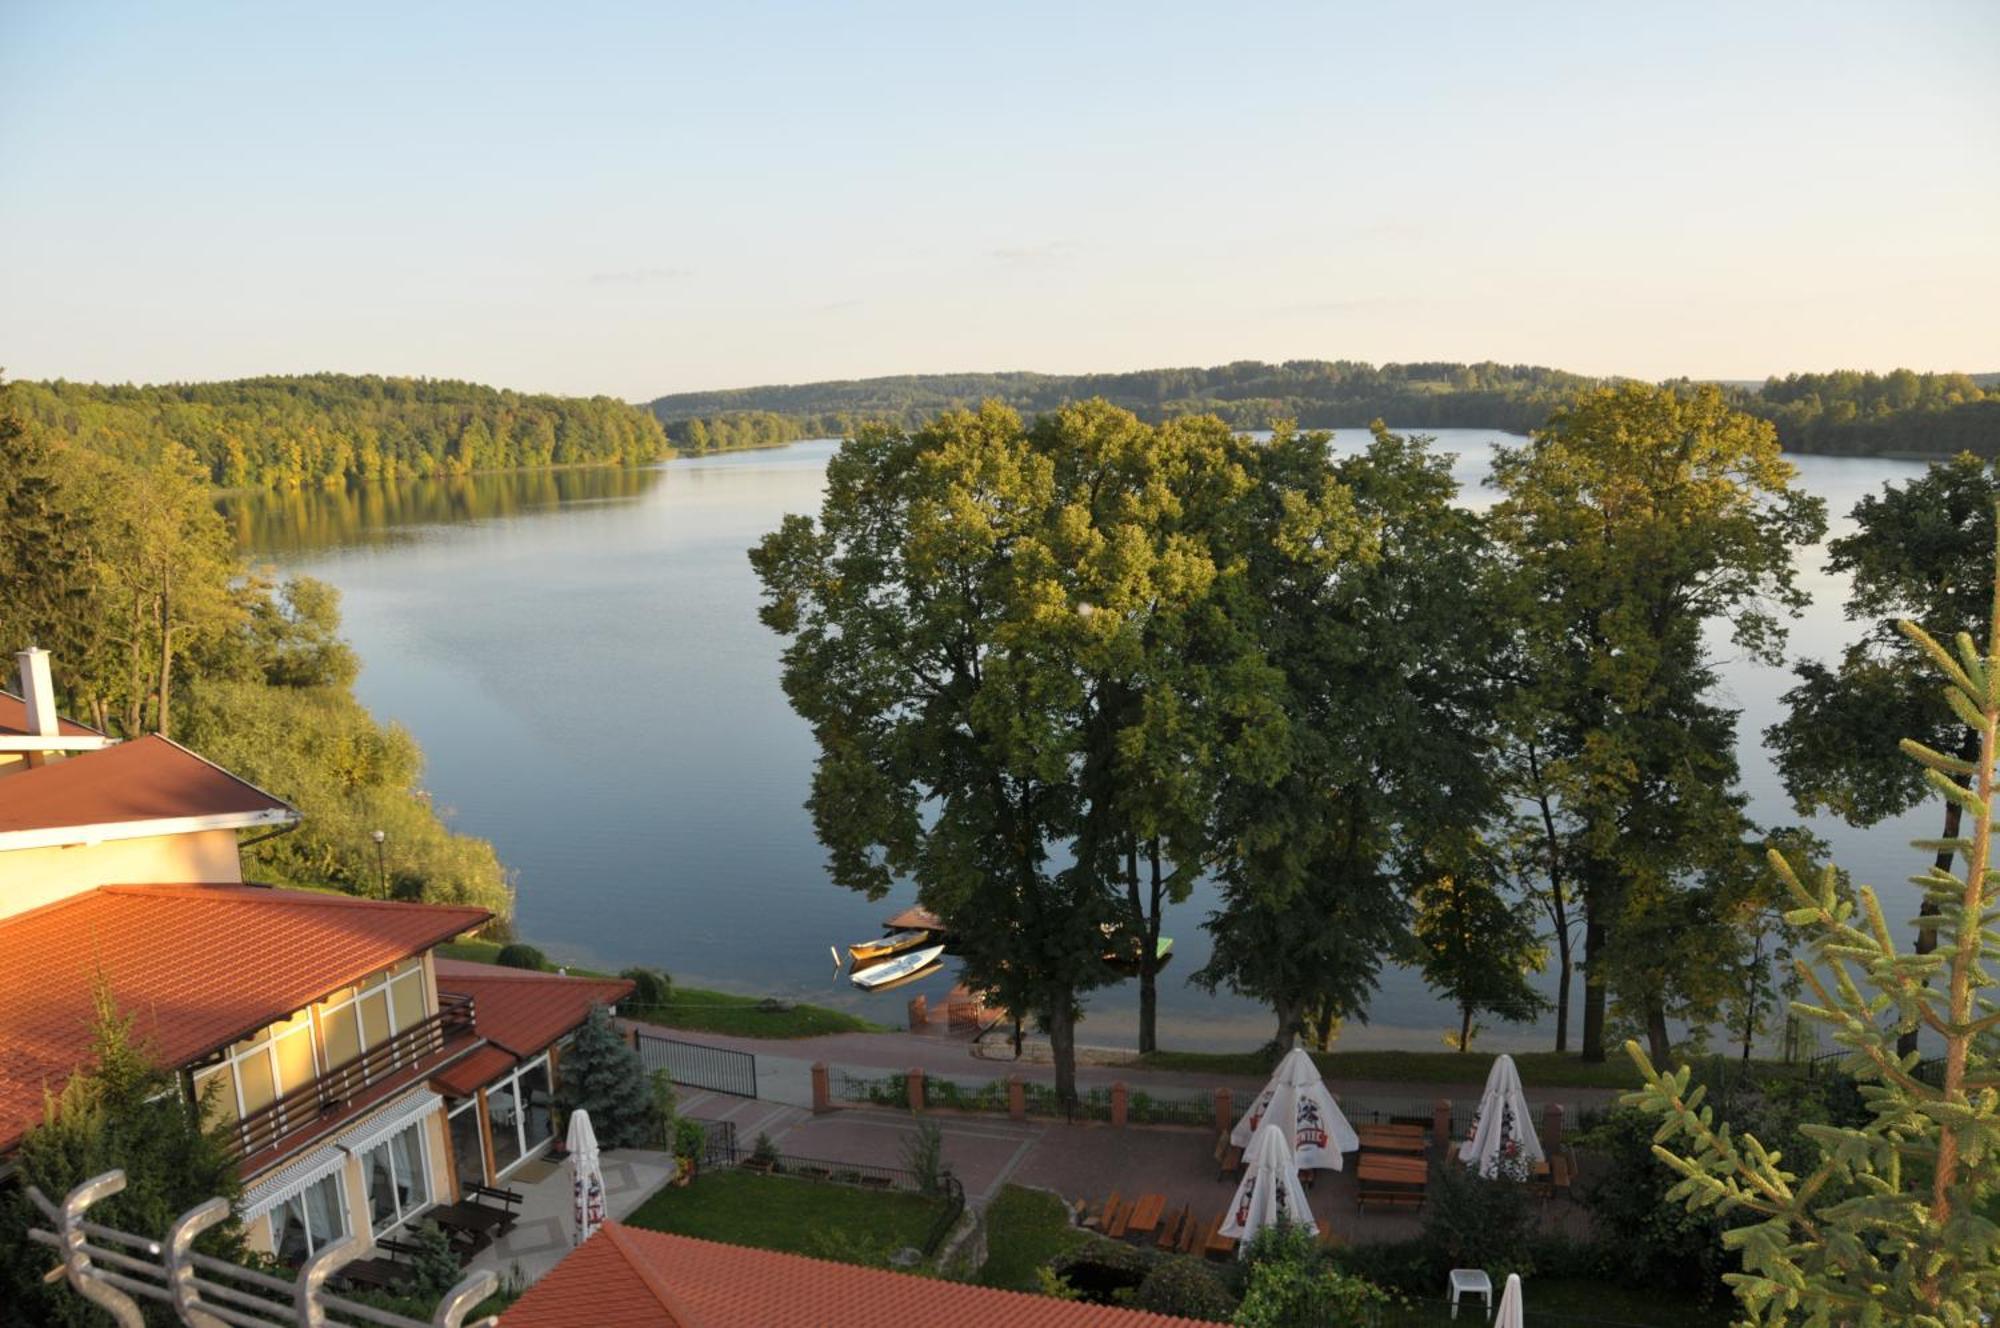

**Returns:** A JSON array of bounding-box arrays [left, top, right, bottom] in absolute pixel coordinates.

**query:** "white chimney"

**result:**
[[16, 647, 59, 739]]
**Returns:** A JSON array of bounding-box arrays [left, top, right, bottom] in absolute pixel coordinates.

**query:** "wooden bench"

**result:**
[[1355, 1153, 1428, 1211], [1125, 1193, 1166, 1238], [1082, 1190, 1122, 1231], [1105, 1198, 1134, 1240], [1356, 1124, 1429, 1155], [1203, 1214, 1237, 1260], [1156, 1204, 1189, 1250]]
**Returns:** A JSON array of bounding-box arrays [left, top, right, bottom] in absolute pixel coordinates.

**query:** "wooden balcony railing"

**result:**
[[222, 993, 477, 1163]]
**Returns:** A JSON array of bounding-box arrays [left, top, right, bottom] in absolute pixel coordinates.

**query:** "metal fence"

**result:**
[[635, 1030, 757, 1098]]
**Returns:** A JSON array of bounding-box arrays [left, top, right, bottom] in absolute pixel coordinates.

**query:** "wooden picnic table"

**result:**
[[337, 1257, 407, 1292], [1355, 1153, 1428, 1211], [428, 1201, 508, 1252], [1356, 1124, 1429, 1154], [1203, 1217, 1237, 1259], [1126, 1193, 1166, 1236]]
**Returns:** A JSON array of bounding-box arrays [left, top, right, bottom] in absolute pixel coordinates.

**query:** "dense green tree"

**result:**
[[0, 992, 245, 1328], [556, 1005, 656, 1150], [1627, 569, 2000, 1325], [1767, 454, 2000, 1055], [1489, 384, 1826, 1061], [1197, 424, 1509, 1049], [1409, 841, 1548, 1052]]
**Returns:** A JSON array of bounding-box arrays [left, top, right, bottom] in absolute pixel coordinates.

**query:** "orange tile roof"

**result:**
[[502, 1224, 1216, 1328], [432, 1044, 518, 1099], [434, 960, 635, 1060], [0, 883, 489, 1154], [0, 690, 101, 738], [0, 735, 295, 841]]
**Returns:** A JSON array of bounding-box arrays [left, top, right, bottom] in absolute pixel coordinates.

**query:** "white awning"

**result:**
[[337, 1090, 443, 1157]]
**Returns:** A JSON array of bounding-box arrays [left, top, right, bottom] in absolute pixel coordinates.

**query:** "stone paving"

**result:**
[[466, 1147, 679, 1287]]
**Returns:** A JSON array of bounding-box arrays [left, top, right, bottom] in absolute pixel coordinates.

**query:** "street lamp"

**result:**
[[370, 829, 387, 898]]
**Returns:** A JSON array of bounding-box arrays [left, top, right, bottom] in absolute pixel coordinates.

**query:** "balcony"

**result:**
[[222, 992, 478, 1167]]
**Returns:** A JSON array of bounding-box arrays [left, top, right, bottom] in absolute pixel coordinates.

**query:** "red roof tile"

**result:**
[[0, 883, 489, 1154], [431, 1044, 518, 1099], [0, 735, 294, 842], [502, 1224, 1216, 1328], [0, 690, 101, 739], [434, 960, 635, 1060]]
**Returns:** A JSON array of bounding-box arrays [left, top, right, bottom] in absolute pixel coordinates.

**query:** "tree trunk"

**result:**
[[1046, 995, 1078, 1112], [1459, 1004, 1474, 1053], [1527, 743, 1574, 1053], [153, 569, 173, 739], [1580, 908, 1608, 1063], [1272, 996, 1303, 1051], [1900, 727, 1976, 1057], [1646, 1004, 1671, 1066], [1137, 840, 1165, 1056]]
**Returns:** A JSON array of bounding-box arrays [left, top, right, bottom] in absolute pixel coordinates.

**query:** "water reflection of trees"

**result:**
[[218, 465, 667, 554]]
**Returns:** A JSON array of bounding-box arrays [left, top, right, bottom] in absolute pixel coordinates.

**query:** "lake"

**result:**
[[225, 432, 1935, 1053]]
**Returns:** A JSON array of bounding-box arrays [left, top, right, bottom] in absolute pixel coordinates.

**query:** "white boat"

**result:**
[[850, 943, 945, 991]]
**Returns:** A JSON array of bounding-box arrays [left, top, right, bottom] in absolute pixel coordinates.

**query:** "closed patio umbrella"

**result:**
[[567, 1108, 605, 1245], [1231, 1047, 1361, 1170], [1493, 1272, 1524, 1327], [1219, 1122, 1316, 1252], [1458, 1054, 1543, 1179]]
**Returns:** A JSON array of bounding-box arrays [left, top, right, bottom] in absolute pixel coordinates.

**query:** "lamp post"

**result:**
[[371, 829, 387, 898]]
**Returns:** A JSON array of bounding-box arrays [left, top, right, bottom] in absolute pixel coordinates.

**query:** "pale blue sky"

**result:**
[[2, 1, 1995, 399]]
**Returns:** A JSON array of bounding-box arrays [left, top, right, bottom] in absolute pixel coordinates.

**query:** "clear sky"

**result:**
[[2, 1, 1995, 400]]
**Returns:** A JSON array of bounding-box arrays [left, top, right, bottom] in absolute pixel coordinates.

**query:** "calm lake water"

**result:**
[[225, 433, 1934, 1053]]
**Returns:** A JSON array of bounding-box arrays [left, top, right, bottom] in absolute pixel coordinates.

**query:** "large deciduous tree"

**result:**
[[1197, 424, 1508, 1049], [1766, 453, 2000, 1056], [1490, 384, 1825, 1062]]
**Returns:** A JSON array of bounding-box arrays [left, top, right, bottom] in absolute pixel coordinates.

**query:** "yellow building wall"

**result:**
[[0, 829, 244, 920]]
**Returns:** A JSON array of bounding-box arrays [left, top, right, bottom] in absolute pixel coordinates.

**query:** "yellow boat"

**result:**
[[847, 928, 931, 965]]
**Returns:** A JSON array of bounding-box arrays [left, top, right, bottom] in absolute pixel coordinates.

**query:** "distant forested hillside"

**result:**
[[10, 374, 668, 488], [651, 361, 2000, 458]]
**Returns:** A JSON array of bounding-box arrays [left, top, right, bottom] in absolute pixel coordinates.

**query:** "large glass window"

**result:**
[[448, 1098, 486, 1189], [487, 1077, 522, 1174], [272, 1171, 347, 1264], [518, 1059, 553, 1155], [362, 1120, 432, 1234]]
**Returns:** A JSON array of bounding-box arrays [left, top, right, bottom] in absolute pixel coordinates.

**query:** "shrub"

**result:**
[[621, 965, 672, 1008], [1235, 1224, 1388, 1328], [496, 942, 547, 970], [400, 1223, 463, 1303], [901, 1118, 947, 1195], [1132, 1255, 1236, 1320], [1421, 1161, 1535, 1275], [556, 1005, 654, 1148], [1050, 1237, 1155, 1302], [672, 1115, 708, 1163], [648, 1069, 678, 1146], [751, 1131, 778, 1165]]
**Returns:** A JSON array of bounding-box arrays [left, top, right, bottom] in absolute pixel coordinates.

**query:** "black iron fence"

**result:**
[[835, 1071, 1211, 1126], [636, 1030, 757, 1098]]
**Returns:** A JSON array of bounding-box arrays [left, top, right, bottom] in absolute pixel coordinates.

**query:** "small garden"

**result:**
[[626, 1169, 948, 1265]]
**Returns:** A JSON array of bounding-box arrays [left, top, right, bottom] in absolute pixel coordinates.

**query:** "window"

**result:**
[[485, 1053, 556, 1177], [271, 1170, 347, 1265], [361, 1119, 432, 1234], [448, 1097, 486, 1189]]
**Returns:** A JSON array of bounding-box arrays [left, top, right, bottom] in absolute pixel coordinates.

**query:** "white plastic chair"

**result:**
[[1448, 1268, 1493, 1320]]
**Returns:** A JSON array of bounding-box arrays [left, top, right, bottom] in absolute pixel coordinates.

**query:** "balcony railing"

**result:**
[[222, 992, 477, 1163]]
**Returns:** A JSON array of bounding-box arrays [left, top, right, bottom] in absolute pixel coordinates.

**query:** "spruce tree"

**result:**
[[1627, 524, 2000, 1326], [556, 1005, 654, 1150]]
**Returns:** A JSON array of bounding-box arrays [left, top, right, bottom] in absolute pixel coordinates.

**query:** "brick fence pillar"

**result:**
[[1543, 1102, 1564, 1153], [1433, 1097, 1453, 1150], [1008, 1074, 1026, 1122], [907, 1066, 925, 1113], [1110, 1081, 1128, 1128], [810, 1062, 832, 1115], [1214, 1087, 1233, 1136], [907, 994, 928, 1029]]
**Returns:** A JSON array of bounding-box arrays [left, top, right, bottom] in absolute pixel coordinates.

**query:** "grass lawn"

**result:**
[[435, 940, 880, 1038], [1378, 1278, 1732, 1327], [977, 1185, 1088, 1290], [625, 1169, 943, 1263], [1140, 1047, 1651, 1090]]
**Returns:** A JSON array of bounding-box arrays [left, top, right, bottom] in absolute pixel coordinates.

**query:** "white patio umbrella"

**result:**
[[567, 1108, 606, 1245], [1218, 1122, 1317, 1252], [1458, 1054, 1544, 1179], [1231, 1047, 1361, 1170], [1493, 1272, 1524, 1328]]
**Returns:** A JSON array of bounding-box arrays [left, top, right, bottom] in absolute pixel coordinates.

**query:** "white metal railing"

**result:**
[[27, 1169, 500, 1328]]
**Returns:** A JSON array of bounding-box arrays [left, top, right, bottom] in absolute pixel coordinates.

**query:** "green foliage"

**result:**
[[671, 1115, 708, 1163], [1626, 539, 2000, 1324], [496, 943, 548, 970], [1421, 1161, 1536, 1275], [0, 992, 246, 1328], [976, 1186, 1087, 1289], [750, 1131, 777, 1165], [10, 373, 667, 488], [1489, 383, 1827, 1061], [1132, 1255, 1237, 1320], [649, 1070, 678, 1146], [626, 1169, 944, 1260], [399, 1223, 464, 1304], [1577, 1107, 1736, 1299], [1234, 1224, 1389, 1328], [900, 1118, 948, 1196], [620, 965, 673, 1007], [1409, 841, 1548, 1052], [556, 1006, 654, 1149], [175, 679, 512, 916], [1747, 370, 2000, 456]]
